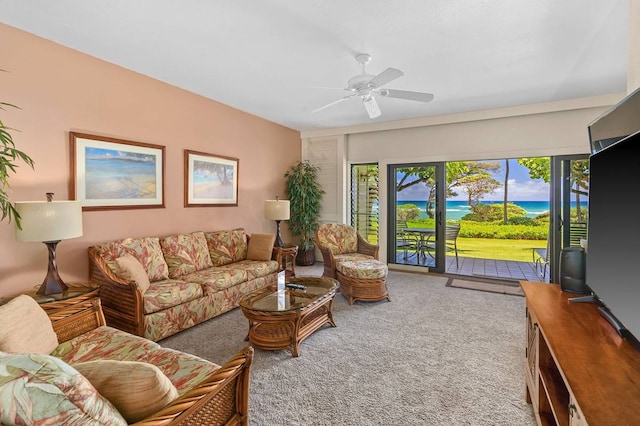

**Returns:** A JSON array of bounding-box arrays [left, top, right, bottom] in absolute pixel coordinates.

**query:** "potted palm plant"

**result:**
[[1, 91, 34, 229], [284, 160, 324, 266]]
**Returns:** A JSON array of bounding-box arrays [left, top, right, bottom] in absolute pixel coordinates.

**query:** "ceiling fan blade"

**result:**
[[368, 67, 404, 88], [363, 96, 381, 119], [379, 89, 434, 102], [312, 96, 352, 113]]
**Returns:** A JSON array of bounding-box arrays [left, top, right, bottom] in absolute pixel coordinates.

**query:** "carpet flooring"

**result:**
[[160, 269, 537, 425]]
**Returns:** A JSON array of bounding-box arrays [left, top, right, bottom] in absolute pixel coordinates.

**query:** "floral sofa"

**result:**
[[88, 228, 278, 341], [0, 294, 253, 425]]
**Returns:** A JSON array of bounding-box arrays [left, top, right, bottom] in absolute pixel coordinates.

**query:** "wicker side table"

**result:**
[[273, 245, 298, 278], [25, 284, 99, 315]]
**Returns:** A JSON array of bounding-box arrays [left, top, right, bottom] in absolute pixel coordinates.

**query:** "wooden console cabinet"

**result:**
[[521, 281, 640, 426]]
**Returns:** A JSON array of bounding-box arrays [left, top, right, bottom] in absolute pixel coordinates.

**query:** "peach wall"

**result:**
[[0, 23, 301, 299]]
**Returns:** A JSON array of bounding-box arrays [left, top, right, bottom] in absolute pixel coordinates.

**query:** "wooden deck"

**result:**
[[394, 253, 548, 283]]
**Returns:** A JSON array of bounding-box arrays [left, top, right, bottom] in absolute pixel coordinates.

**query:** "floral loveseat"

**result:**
[[89, 228, 277, 341], [0, 294, 253, 425]]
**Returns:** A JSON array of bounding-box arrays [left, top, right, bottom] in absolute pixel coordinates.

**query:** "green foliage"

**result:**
[[404, 217, 548, 240], [506, 216, 538, 226], [463, 203, 527, 222], [517, 157, 550, 183], [458, 221, 548, 240], [284, 161, 324, 250], [396, 203, 420, 220], [1, 90, 35, 229]]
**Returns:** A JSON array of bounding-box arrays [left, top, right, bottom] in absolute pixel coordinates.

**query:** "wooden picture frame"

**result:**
[[184, 150, 239, 207], [70, 132, 165, 211]]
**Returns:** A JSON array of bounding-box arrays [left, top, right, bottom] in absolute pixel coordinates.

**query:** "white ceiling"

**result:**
[[0, 0, 629, 132]]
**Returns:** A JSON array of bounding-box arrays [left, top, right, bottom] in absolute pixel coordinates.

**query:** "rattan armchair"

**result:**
[[46, 298, 254, 426], [315, 223, 379, 278]]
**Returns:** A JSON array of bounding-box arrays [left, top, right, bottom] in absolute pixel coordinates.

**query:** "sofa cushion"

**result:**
[[160, 231, 213, 278], [0, 352, 127, 425], [0, 295, 58, 354], [52, 326, 161, 364], [205, 228, 247, 266], [120, 237, 170, 281], [247, 233, 276, 260], [182, 267, 248, 294], [73, 360, 179, 423], [228, 259, 280, 281], [143, 279, 204, 314], [114, 254, 151, 293]]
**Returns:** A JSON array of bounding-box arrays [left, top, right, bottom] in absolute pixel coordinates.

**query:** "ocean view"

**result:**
[[398, 200, 586, 221]]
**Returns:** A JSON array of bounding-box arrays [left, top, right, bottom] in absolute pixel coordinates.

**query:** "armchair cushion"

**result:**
[[0, 352, 127, 425], [316, 223, 358, 254], [115, 254, 151, 293], [73, 359, 179, 423], [0, 295, 58, 354], [246, 233, 276, 261]]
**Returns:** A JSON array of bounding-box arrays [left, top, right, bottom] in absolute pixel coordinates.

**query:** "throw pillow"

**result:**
[[114, 255, 151, 293], [0, 295, 58, 354], [73, 359, 179, 423], [247, 233, 276, 261], [0, 352, 127, 425]]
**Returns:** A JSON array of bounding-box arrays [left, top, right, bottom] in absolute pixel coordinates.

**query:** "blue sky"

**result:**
[[397, 159, 551, 202]]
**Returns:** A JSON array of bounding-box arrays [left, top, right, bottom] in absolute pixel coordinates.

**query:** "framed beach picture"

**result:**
[[70, 132, 165, 210], [184, 150, 238, 207]]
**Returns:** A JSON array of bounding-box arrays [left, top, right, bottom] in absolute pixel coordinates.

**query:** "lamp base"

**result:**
[[274, 220, 285, 247], [36, 241, 69, 296]]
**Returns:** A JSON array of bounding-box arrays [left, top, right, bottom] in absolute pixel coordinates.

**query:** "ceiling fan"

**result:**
[[312, 53, 434, 119]]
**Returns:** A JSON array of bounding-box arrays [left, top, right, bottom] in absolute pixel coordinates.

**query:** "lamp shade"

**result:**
[[264, 199, 290, 221], [15, 201, 83, 242]]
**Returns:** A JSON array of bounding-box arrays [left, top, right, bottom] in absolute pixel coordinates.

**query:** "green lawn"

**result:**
[[455, 237, 546, 262]]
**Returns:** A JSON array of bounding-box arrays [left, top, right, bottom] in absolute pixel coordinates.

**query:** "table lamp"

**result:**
[[15, 193, 83, 295], [264, 197, 290, 247]]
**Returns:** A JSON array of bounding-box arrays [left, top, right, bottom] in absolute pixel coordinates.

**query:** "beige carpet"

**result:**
[[447, 277, 524, 296], [160, 267, 536, 425]]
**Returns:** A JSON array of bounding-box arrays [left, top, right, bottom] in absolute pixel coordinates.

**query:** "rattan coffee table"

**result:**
[[239, 276, 339, 357]]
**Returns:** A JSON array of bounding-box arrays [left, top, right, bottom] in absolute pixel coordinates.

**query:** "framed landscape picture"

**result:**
[[184, 150, 238, 207], [70, 132, 165, 210]]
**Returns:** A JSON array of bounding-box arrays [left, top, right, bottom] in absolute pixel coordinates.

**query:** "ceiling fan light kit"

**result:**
[[313, 53, 434, 119]]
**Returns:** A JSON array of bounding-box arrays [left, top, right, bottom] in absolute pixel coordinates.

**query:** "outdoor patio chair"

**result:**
[[532, 241, 550, 280], [396, 220, 418, 260], [423, 222, 461, 268]]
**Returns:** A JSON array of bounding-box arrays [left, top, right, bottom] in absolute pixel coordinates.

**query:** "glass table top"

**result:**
[[240, 276, 339, 313]]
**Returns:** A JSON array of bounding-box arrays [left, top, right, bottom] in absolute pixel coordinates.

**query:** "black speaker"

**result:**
[[560, 247, 587, 294]]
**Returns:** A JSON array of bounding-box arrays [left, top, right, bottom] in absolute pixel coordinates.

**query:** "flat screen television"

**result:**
[[588, 85, 640, 154], [586, 95, 640, 345]]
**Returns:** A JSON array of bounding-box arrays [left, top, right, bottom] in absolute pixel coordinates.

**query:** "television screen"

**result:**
[[586, 130, 640, 342], [588, 86, 640, 154]]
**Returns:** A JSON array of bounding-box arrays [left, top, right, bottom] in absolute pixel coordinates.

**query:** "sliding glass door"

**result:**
[[549, 155, 589, 283], [388, 162, 446, 273]]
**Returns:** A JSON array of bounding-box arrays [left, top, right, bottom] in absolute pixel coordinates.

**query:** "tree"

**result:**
[[518, 157, 589, 222], [396, 161, 501, 218]]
